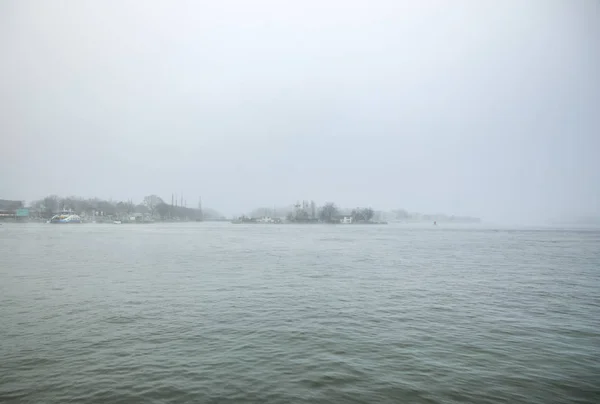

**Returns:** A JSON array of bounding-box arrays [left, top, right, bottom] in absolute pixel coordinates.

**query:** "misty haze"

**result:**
[[1, 1, 599, 403]]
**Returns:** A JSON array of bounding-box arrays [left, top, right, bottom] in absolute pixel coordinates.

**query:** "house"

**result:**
[[339, 215, 353, 224], [0, 199, 23, 219]]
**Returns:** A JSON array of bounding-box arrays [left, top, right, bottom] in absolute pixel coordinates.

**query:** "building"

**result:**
[[0, 199, 24, 220], [339, 215, 353, 224]]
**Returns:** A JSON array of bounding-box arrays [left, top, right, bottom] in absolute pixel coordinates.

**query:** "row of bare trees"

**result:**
[[29, 195, 144, 218], [284, 202, 375, 223], [29, 194, 218, 220]]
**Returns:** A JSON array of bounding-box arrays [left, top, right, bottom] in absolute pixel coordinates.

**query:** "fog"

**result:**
[[1, 0, 598, 223]]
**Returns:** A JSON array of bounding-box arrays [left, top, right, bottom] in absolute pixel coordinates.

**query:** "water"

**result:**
[[1, 223, 599, 403]]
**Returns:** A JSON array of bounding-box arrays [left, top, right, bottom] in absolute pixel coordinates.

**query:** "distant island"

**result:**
[[235, 201, 481, 225], [235, 201, 385, 224]]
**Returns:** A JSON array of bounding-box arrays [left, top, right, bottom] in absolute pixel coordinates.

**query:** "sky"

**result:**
[[1, 0, 598, 222]]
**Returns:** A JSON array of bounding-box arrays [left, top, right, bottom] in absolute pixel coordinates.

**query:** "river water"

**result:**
[[1, 223, 599, 403]]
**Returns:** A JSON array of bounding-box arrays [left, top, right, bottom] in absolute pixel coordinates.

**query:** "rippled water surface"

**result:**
[[1, 223, 599, 403]]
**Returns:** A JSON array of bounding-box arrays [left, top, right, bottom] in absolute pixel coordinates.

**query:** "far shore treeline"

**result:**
[[248, 202, 480, 224], [18, 195, 481, 223], [27, 195, 220, 221]]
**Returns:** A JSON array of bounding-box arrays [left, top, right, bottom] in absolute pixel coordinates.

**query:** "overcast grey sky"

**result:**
[[1, 0, 598, 222]]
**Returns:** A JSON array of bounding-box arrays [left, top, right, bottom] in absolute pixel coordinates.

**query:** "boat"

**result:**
[[113, 220, 122, 224], [50, 211, 82, 223]]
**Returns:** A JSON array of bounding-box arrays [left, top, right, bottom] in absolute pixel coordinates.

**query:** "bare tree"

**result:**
[[352, 207, 375, 222], [156, 202, 170, 219], [319, 202, 339, 223], [42, 195, 60, 217], [116, 201, 128, 214], [143, 195, 164, 217], [363, 208, 374, 221]]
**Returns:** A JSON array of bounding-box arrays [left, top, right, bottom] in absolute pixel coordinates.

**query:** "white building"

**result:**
[[257, 216, 280, 223], [340, 215, 353, 224]]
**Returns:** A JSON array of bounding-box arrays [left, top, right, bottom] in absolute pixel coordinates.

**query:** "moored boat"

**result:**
[[50, 211, 82, 223]]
